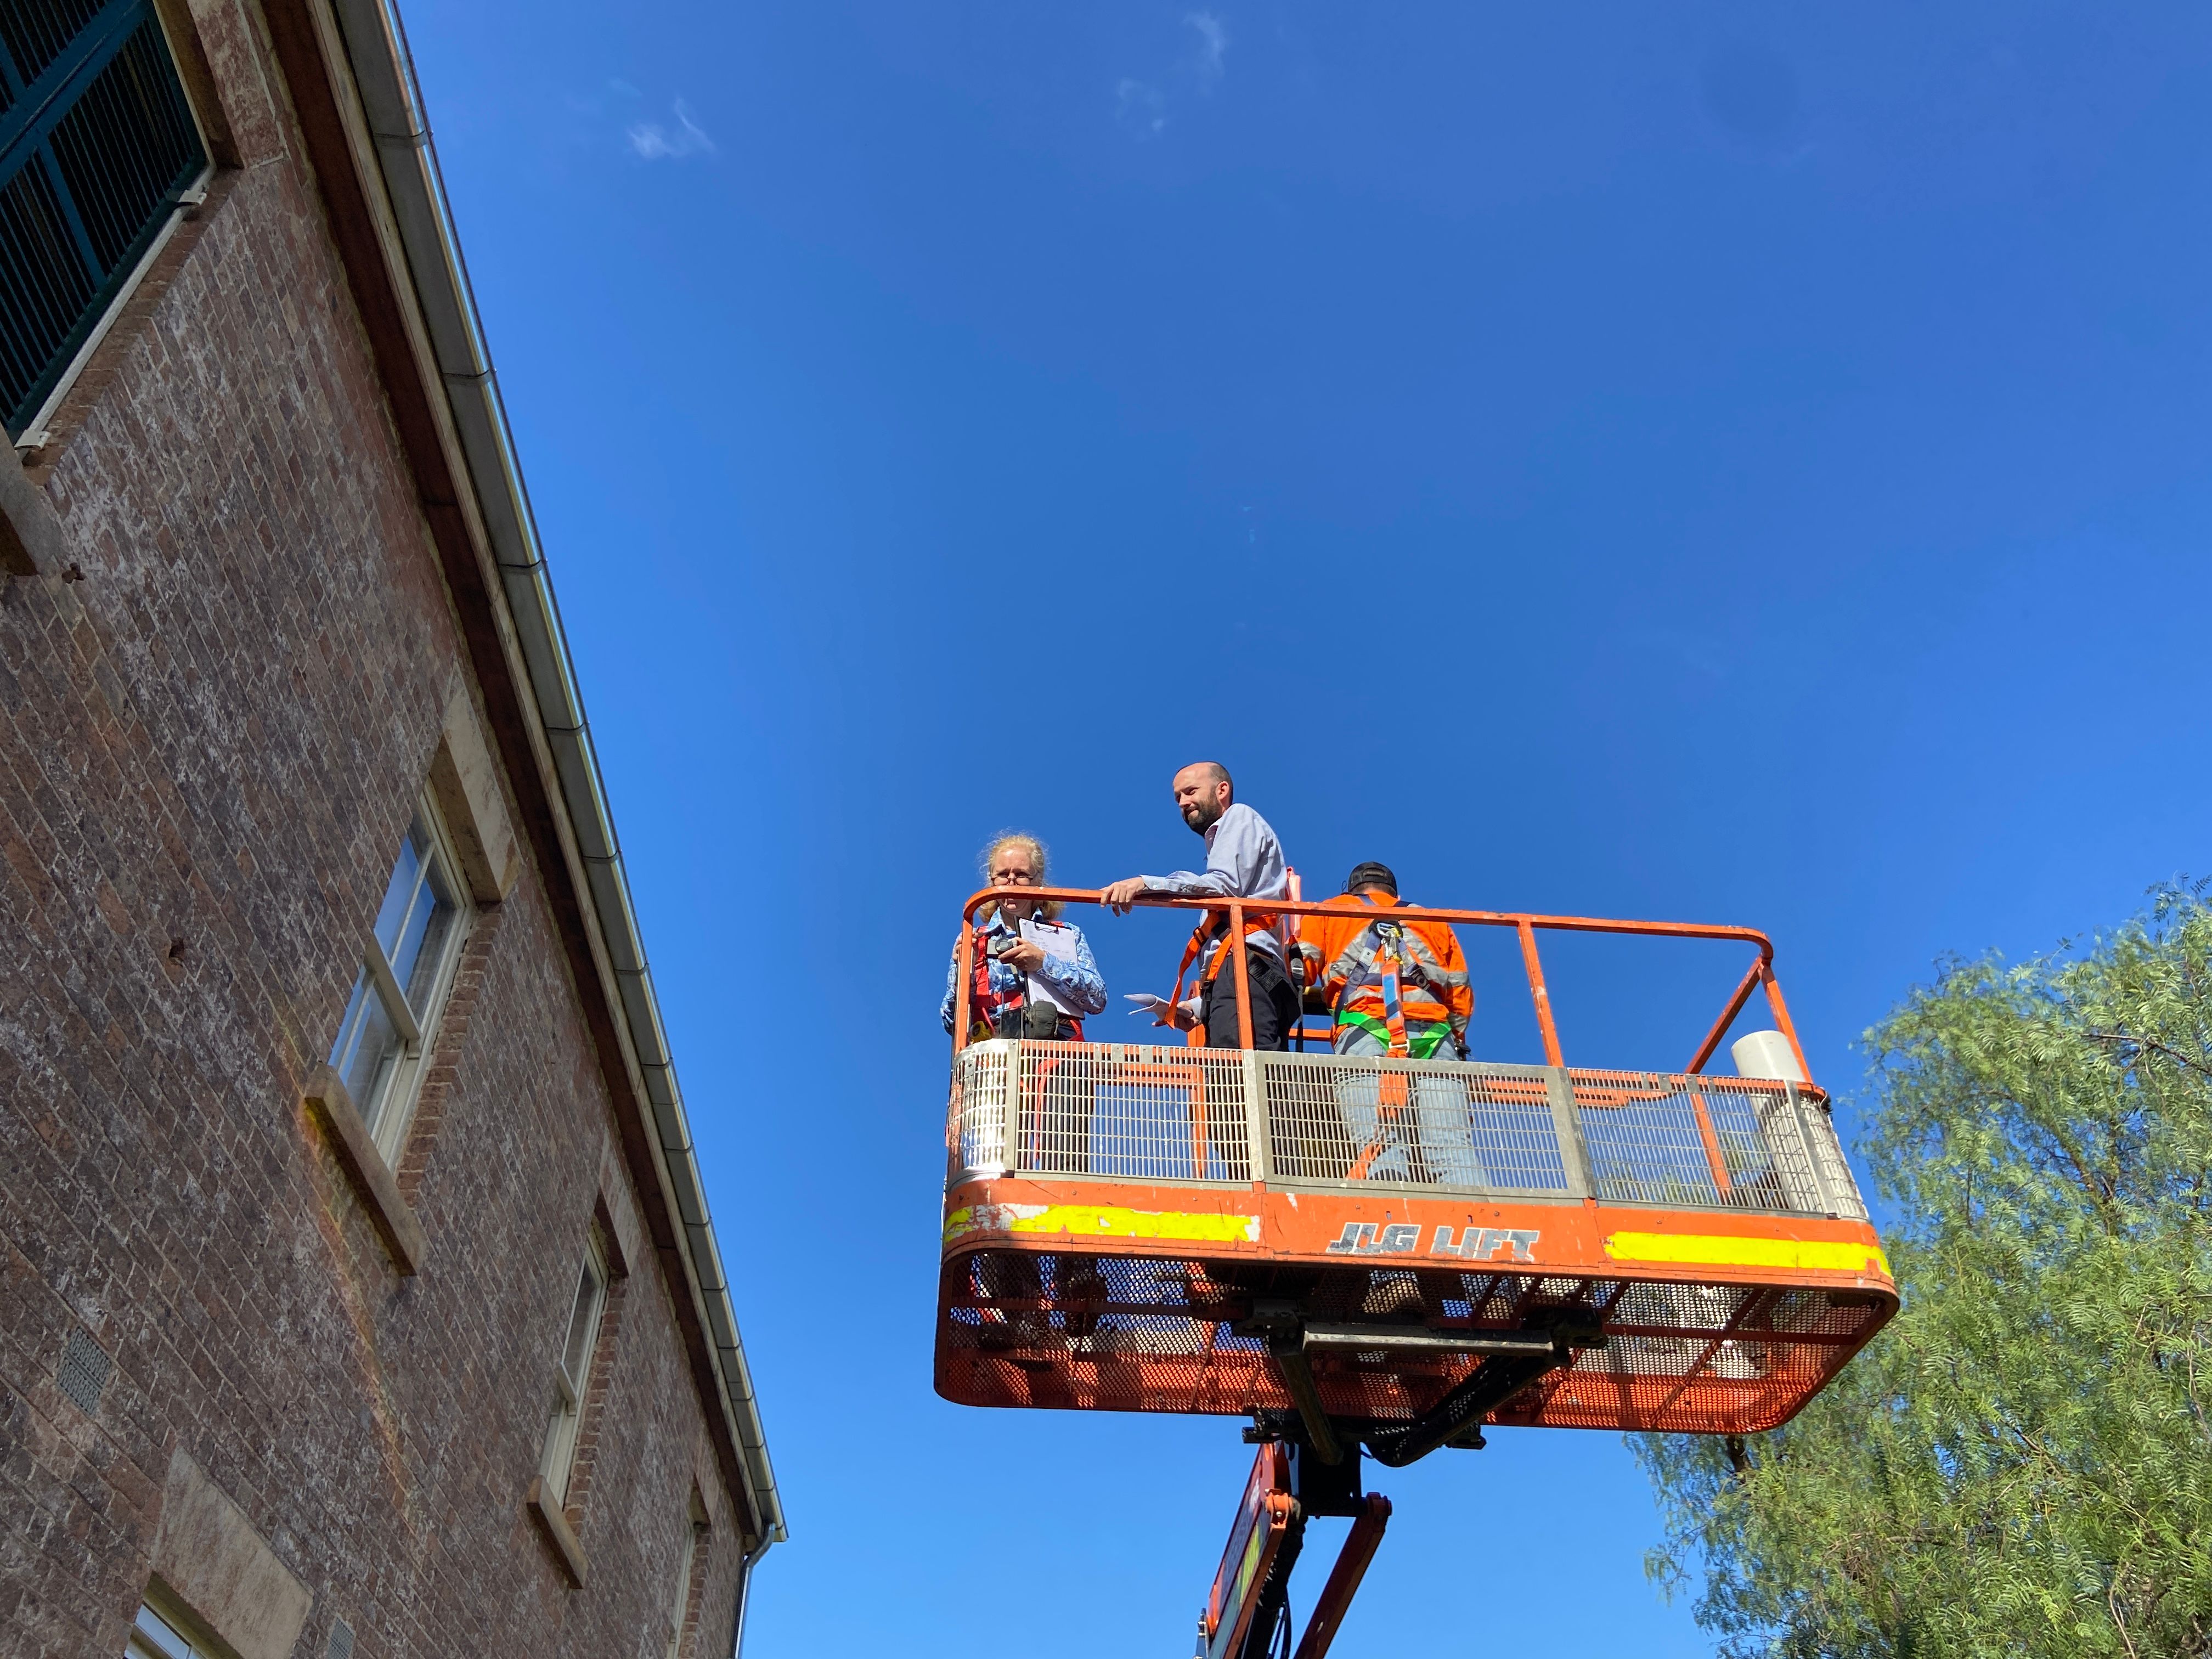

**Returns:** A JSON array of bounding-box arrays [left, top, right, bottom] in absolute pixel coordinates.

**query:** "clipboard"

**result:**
[[1019, 917, 1079, 1014]]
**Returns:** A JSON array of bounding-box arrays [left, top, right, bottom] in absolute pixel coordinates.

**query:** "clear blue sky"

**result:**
[[402, 4, 2212, 1651]]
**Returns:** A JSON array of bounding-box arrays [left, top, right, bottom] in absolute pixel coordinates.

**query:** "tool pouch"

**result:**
[[994, 1002, 1066, 1041]]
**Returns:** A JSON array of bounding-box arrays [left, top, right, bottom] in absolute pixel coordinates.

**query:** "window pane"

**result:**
[[543, 1240, 607, 1503], [560, 1255, 605, 1393], [369, 820, 428, 957], [328, 967, 404, 1127], [542, 1395, 579, 1500], [668, 1511, 702, 1658], [127, 1604, 195, 1659], [391, 830, 460, 1017]]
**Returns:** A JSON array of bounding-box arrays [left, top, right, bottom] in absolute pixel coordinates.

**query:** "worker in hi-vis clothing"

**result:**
[[1297, 861, 1484, 1184]]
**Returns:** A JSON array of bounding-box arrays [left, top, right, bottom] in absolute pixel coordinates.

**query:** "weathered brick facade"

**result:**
[[0, 1, 775, 1655]]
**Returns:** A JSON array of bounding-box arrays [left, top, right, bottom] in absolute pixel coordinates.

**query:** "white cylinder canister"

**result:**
[[1730, 1028, 1807, 1084]]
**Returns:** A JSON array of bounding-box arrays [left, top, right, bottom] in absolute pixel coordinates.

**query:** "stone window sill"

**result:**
[[1, 443, 65, 577], [302, 1065, 426, 1274], [527, 1477, 588, 1587]]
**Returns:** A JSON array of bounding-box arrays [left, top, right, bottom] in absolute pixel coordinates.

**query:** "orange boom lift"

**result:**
[[938, 889, 1894, 1657]]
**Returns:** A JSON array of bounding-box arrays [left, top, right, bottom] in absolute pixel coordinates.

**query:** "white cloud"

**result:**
[[1116, 77, 1167, 136], [1114, 13, 1229, 139], [1185, 11, 1228, 91], [627, 99, 715, 161]]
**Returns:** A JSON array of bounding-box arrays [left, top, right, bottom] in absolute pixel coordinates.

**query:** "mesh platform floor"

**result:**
[[936, 1247, 1890, 1434]]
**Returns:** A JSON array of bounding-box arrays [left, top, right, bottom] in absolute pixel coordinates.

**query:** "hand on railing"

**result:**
[[1098, 877, 1152, 915]]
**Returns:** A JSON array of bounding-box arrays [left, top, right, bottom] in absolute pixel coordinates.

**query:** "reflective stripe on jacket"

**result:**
[[1295, 892, 1471, 1056]]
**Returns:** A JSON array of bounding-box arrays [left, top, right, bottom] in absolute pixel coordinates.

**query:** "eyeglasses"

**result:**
[[990, 867, 1039, 886]]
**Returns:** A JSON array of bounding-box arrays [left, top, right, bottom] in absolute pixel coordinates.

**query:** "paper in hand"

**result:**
[[1124, 992, 1177, 1022], [1020, 918, 1079, 1014], [1019, 918, 1077, 960]]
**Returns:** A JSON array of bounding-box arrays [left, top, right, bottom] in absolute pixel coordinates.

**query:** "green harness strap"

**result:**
[[1334, 1008, 1452, 1060]]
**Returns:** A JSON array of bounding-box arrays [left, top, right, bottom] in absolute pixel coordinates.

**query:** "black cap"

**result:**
[[1343, 861, 1398, 896]]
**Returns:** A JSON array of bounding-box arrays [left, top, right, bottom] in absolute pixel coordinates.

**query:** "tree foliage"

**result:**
[[1635, 888, 2212, 1658]]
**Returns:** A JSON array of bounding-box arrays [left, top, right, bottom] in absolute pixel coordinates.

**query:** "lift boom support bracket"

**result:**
[[1197, 1441, 1393, 1659]]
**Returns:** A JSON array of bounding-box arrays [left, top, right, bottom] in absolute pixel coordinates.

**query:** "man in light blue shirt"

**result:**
[[1101, 761, 1300, 1050]]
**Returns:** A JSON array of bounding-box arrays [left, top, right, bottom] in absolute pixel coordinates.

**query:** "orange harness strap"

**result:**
[[1344, 921, 1413, 1182], [1167, 910, 1280, 1045], [1376, 922, 1411, 1058]]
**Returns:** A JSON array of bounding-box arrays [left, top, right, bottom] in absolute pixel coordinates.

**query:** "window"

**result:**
[[328, 802, 470, 1159], [1, 0, 211, 438], [667, 1489, 708, 1659], [539, 1232, 609, 1506], [125, 1602, 205, 1659]]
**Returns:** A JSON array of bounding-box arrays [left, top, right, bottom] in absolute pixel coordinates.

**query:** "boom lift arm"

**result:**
[[1199, 1441, 1392, 1659]]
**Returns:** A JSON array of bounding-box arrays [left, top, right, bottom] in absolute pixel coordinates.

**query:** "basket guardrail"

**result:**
[[947, 1041, 1866, 1222]]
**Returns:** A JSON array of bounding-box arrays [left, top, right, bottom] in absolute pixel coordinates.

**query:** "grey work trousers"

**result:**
[[1331, 1025, 1487, 1186]]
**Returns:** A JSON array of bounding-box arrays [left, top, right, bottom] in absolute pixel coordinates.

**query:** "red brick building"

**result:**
[[0, 1, 783, 1656]]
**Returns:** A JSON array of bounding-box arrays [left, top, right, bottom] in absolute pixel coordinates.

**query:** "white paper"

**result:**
[[1020, 918, 1079, 1014], [1124, 992, 1199, 1028]]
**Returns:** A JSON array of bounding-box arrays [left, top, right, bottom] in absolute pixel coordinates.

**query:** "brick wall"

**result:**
[[0, 3, 749, 1656]]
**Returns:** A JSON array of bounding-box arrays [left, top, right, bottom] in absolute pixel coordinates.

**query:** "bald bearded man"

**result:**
[[1101, 761, 1300, 1051]]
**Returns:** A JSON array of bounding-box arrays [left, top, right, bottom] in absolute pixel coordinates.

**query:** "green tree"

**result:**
[[1635, 889, 2212, 1658]]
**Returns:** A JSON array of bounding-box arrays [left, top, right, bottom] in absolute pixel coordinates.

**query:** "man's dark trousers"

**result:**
[[1200, 942, 1300, 1051]]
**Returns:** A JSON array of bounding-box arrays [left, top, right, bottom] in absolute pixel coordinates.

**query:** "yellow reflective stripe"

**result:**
[[1014, 1205, 1261, 1243], [1605, 1231, 1892, 1279], [944, 1203, 1260, 1245]]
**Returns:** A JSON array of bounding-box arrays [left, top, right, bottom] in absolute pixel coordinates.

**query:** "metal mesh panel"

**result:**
[[1797, 1092, 1870, 1221], [937, 1250, 1888, 1433], [1525, 1278, 1888, 1432], [1571, 1072, 1830, 1212], [950, 1041, 1251, 1182], [1262, 1054, 1569, 1191], [950, 1043, 1872, 1216], [949, 1041, 1014, 1178], [57, 1325, 110, 1414]]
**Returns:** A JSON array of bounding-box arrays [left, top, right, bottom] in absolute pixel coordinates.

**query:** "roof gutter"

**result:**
[[320, 0, 785, 1551]]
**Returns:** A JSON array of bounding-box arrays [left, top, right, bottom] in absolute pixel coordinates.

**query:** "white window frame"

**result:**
[[326, 792, 473, 1161], [125, 1600, 206, 1659], [667, 1488, 709, 1659], [539, 1229, 611, 1506]]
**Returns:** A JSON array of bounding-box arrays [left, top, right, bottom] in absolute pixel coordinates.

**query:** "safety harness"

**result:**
[[1310, 912, 1461, 1062], [964, 914, 1082, 1043], [1166, 908, 1283, 1044], [1373, 921, 1412, 1056], [1340, 922, 1415, 1180]]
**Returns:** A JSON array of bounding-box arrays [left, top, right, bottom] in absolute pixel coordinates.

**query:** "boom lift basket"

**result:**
[[936, 891, 1895, 1448]]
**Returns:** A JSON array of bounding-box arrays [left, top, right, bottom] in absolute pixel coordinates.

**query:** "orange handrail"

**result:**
[[949, 887, 1810, 1090]]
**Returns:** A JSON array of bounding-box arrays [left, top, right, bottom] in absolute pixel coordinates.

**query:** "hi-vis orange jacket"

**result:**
[[1295, 891, 1472, 1059]]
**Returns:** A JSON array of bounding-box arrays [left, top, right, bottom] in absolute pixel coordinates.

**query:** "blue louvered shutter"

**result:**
[[0, 0, 207, 437]]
